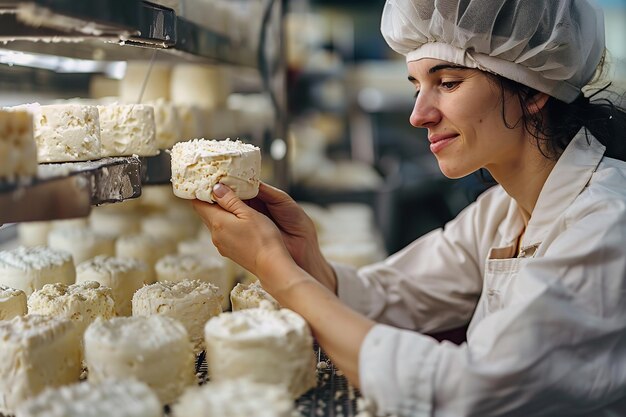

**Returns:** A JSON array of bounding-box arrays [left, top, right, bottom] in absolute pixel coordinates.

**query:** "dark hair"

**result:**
[[489, 52, 626, 161]]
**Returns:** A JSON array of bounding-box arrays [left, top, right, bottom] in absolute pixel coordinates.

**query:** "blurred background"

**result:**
[[1, 0, 625, 259]]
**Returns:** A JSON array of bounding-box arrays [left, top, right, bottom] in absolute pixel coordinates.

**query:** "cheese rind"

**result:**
[[204, 308, 317, 398], [15, 103, 102, 162], [230, 281, 279, 312], [84, 315, 196, 405], [0, 246, 75, 296], [97, 104, 159, 157], [0, 315, 82, 415], [132, 280, 222, 352], [47, 227, 115, 265], [15, 379, 161, 417], [146, 99, 181, 149], [172, 378, 294, 417], [27, 281, 115, 336], [0, 284, 27, 320], [76, 256, 149, 316], [170, 139, 260, 203], [0, 109, 37, 181], [115, 233, 176, 284]]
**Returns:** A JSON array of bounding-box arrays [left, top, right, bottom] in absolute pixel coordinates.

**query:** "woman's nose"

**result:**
[[409, 92, 441, 128]]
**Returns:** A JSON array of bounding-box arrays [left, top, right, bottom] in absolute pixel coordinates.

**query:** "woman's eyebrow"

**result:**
[[408, 64, 469, 81]]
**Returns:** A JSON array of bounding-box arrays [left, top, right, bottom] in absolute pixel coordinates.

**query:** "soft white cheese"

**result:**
[[204, 308, 317, 398], [47, 226, 115, 265], [17, 222, 52, 247], [76, 256, 149, 316], [230, 281, 279, 312], [170, 64, 229, 109], [0, 246, 75, 296], [145, 99, 181, 149], [0, 284, 27, 320], [115, 233, 177, 284], [170, 139, 260, 203], [120, 62, 171, 103], [84, 315, 195, 405], [0, 109, 37, 181], [0, 315, 81, 415], [132, 280, 222, 352], [97, 103, 158, 157], [176, 104, 205, 140], [89, 208, 141, 237], [15, 379, 161, 417]]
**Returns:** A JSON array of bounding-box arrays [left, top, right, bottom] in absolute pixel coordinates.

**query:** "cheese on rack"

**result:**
[[15, 379, 161, 417], [89, 209, 141, 237], [0, 246, 75, 296], [17, 222, 52, 247], [204, 308, 317, 398], [76, 256, 149, 316], [170, 64, 230, 109], [230, 281, 279, 312], [176, 104, 206, 140], [13, 103, 102, 162], [97, 103, 159, 157], [0, 284, 27, 320], [28, 281, 115, 336], [0, 109, 37, 181], [155, 253, 230, 309], [0, 315, 81, 415], [170, 139, 260, 203], [84, 315, 196, 405], [172, 378, 294, 417], [132, 280, 222, 352], [140, 214, 197, 243], [145, 99, 181, 149], [115, 233, 176, 284], [120, 61, 171, 103], [47, 227, 115, 265]]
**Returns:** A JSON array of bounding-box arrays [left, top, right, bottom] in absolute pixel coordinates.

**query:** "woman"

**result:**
[[194, 0, 626, 415]]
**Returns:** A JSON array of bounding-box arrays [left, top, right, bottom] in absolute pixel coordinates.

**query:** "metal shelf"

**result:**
[[0, 156, 141, 224], [140, 151, 171, 185]]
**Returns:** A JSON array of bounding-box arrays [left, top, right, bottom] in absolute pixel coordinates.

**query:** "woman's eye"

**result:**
[[441, 81, 459, 90]]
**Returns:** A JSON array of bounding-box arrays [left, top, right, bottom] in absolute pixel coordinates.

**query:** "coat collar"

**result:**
[[522, 129, 606, 248]]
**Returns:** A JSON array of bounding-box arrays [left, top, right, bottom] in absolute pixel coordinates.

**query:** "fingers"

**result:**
[[257, 182, 294, 205], [212, 183, 250, 217]]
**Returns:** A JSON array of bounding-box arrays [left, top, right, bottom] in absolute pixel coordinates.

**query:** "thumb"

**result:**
[[212, 183, 249, 216]]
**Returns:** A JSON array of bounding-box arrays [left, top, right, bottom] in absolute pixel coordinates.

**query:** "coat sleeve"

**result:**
[[335, 186, 508, 333], [358, 194, 626, 417]]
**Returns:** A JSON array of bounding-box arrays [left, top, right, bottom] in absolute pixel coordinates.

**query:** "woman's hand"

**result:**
[[244, 182, 337, 293]]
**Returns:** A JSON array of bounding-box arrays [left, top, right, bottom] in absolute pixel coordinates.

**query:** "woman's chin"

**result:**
[[437, 161, 474, 179]]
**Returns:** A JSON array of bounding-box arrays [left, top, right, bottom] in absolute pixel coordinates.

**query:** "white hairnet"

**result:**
[[381, 0, 605, 103]]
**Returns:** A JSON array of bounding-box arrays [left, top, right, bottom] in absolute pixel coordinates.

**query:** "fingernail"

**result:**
[[213, 183, 227, 198]]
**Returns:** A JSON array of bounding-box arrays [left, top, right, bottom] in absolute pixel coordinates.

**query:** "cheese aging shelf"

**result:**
[[0, 0, 288, 225]]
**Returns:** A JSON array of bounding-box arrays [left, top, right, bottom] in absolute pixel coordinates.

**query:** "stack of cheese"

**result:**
[[0, 109, 37, 182]]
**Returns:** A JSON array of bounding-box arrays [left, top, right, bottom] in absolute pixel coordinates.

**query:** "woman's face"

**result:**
[[407, 58, 527, 179]]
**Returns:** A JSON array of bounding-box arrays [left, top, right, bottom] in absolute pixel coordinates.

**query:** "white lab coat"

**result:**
[[335, 130, 626, 417]]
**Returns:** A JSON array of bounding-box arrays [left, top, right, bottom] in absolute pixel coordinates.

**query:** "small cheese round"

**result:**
[[140, 214, 197, 243], [47, 227, 115, 265], [76, 256, 149, 316], [145, 99, 181, 149], [155, 254, 230, 309], [0, 246, 75, 296], [170, 139, 260, 203], [28, 281, 115, 336], [176, 104, 205, 140], [0, 284, 27, 320], [0, 315, 82, 415], [0, 109, 37, 181], [172, 378, 294, 417], [17, 222, 52, 247], [132, 280, 222, 352], [204, 308, 317, 398], [84, 315, 196, 405], [230, 281, 279, 312], [120, 62, 171, 103], [89, 209, 141, 237], [97, 103, 158, 157], [15, 379, 161, 417], [170, 64, 230, 109], [177, 237, 240, 289], [115, 234, 176, 284]]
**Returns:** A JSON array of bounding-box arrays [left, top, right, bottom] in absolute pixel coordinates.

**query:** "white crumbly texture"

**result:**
[[0, 109, 37, 181], [204, 308, 317, 398], [132, 280, 222, 352], [17, 222, 52, 247], [15, 379, 161, 417], [230, 281, 279, 312], [145, 99, 181, 149], [13, 103, 102, 162], [176, 104, 205, 140], [170, 139, 260, 203], [140, 214, 197, 243], [84, 315, 195, 405], [0, 246, 75, 296], [115, 234, 176, 284], [177, 237, 239, 291], [170, 64, 229, 109], [76, 256, 149, 317], [0, 315, 82, 414], [172, 378, 293, 417], [0, 284, 27, 320], [89, 209, 141, 237], [155, 253, 230, 309], [47, 227, 115, 265], [97, 103, 158, 157], [120, 62, 171, 103], [28, 281, 115, 336]]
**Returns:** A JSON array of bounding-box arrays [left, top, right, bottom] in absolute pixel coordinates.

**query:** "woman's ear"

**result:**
[[526, 92, 550, 115]]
